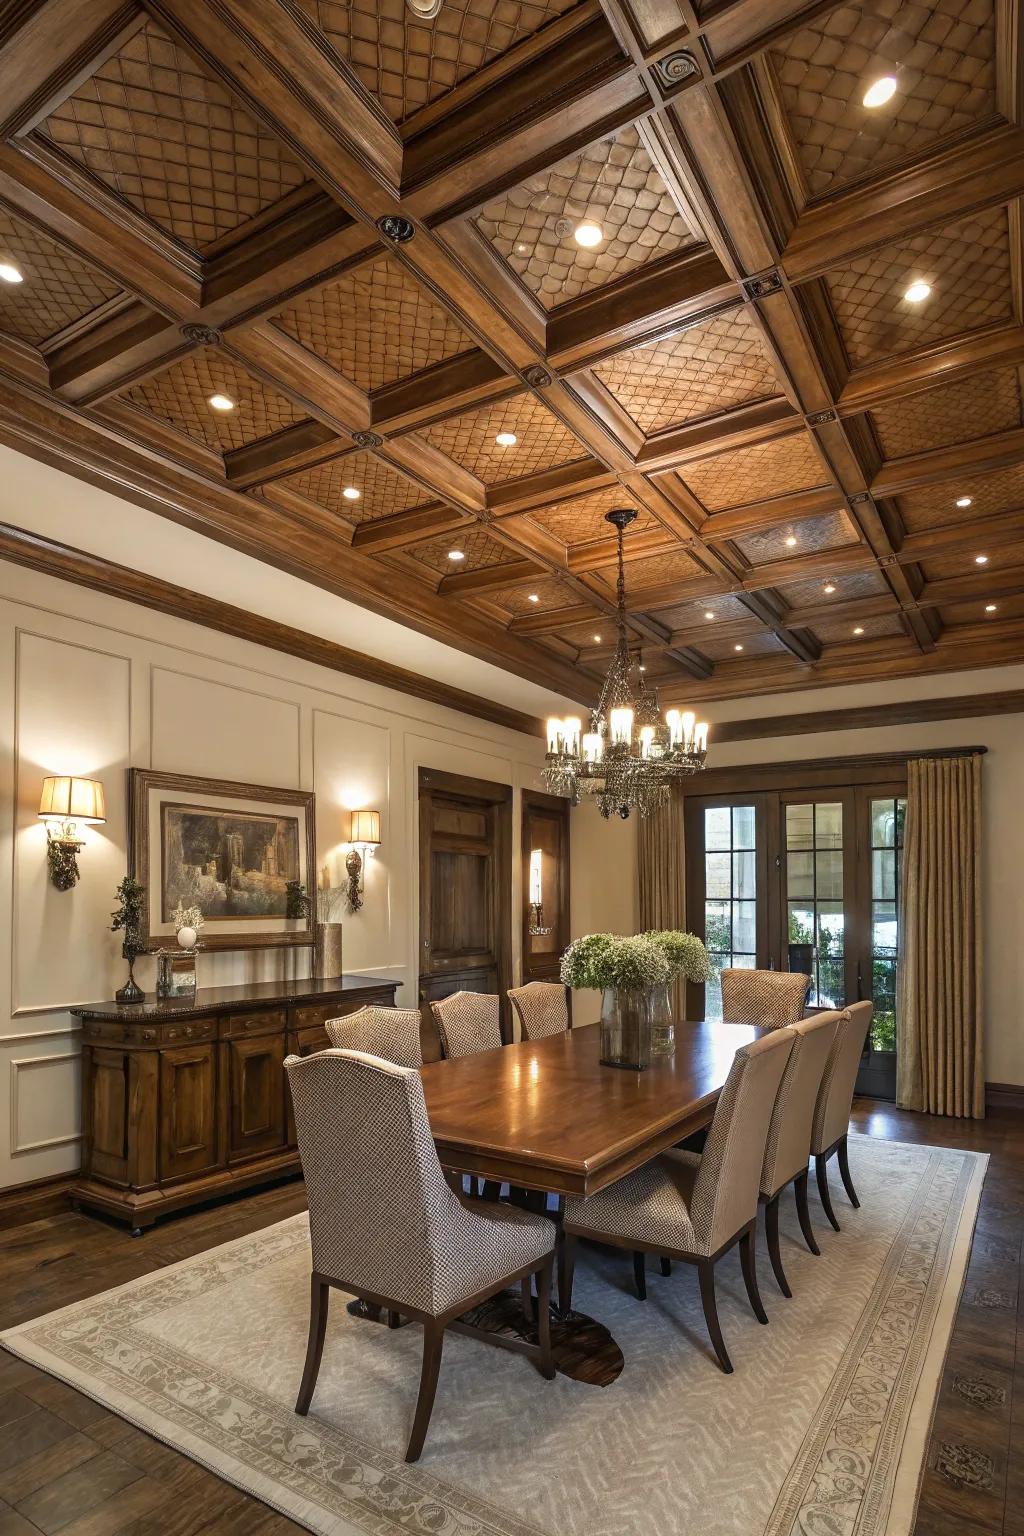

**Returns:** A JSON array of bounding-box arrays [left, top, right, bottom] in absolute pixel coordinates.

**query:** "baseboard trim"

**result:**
[[985, 1080, 1024, 1112], [0, 1169, 76, 1230]]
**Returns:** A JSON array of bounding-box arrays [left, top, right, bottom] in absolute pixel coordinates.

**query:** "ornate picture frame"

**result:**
[[128, 768, 316, 952]]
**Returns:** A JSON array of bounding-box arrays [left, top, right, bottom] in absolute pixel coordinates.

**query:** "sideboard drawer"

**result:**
[[223, 1008, 286, 1038], [162, 1018, 217, 1045], [291, 993, 393, 1031]]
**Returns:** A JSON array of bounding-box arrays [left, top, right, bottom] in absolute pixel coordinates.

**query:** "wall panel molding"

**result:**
[[10, 1053, 81, 1156]]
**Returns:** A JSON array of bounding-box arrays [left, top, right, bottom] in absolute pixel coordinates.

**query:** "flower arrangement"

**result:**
[[648, 929, 710, 985], [560, 932, 671, 993]]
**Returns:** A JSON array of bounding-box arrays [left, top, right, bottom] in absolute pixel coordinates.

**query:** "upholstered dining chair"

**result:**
[[430, 990, 502, 1059], [721, 968, 810, 1030], [759, 1009, 844, 1295], [560, 1028, 795, 1374], [507, 980, 569, 1040], [286, 1048, 556, 1462], [809, 1000, 874, 1234], [325, 1005, 423, 1068]]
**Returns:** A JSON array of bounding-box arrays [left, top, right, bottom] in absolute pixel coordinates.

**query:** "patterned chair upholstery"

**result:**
[[286, 1048, 556, 1461], [507, 981, 569, 1040], [810, 1000, 874, 1232], [324, 1005, 423, 1069], [561, 1029, 795, 1374], [430, 991, 502, 1059], [721, 968, 810, 1030], [759, 1010, 844, 1294]]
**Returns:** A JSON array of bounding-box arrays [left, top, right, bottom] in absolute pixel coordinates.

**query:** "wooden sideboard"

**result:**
[[70, 975, 398, 1233]]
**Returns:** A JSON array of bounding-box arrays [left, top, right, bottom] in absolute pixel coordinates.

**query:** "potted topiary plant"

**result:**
[[111, 875, 147, 1004]]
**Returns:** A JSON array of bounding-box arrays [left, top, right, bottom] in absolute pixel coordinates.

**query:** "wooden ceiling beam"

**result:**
[[223, 420, 351, 489], [438, 558, 547, 595], [636, 396, 799, 472], [507, 603, 601, 636], [735, 589, 822, 665], [0, 0, 139, 139], [370, 350, 511, 434], [872, 427, 1024, 499], [898, 509, 1024, 563], [838, 325, 1024, 416], [699, 484, 841, 541], [351, 505, 470, 553]]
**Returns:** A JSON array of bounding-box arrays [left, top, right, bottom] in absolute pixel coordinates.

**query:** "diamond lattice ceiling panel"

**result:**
[[592, 309, 780, 434], [825, 205, 1012, 369], [525, 487, 658, 545], [407, 528, 521, 575], [490, 577, 578, 615], [0, 207, 122, 345], [733, 509, 860, 566], [678, 433, 830, 512], [869, 367, 1022, 458], [771, 0, 997, 201], [39, 21, 308, 251], [295, 0, 582, 123], [123, 350, 307, 451], [273, 256, 477, 392], [780, 569, 891, 608], [474, 127, 700, 310], [274, 452, 433, 524], [810, 613, 906, 644], [897, 461, 1024, 531], [605, 547, 703, 592], [418, 393, 587, 483]]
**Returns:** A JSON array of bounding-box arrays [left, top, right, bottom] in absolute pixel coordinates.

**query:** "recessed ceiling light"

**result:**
[[862, 76, 897, 109], [975, 554, 989, 564], [904, 280, 931, 304], [734, 643, 744, 652], [495, 431, 517, 447], [516, 243, 528, 254], [527, 593, 540, 603], [342, 486, 360, 501], [956, 496, 972, 508], [208, 393, 235, 411], [593, 634, 602, 643], [638, 663, 646, 672], [853, 626, 865, 635], [784, 535, 797, 548], [823, 582, 836, 594], [985, 603, 997, 612], [704, 611, 715, 620], [0, 261, 23, 284], [447, 549, 465, 561], [574, 221, 603, 248]]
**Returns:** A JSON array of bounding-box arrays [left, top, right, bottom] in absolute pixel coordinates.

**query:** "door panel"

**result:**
[[227, 1035, 286, 1161], [159, 1043, 219, 1181]]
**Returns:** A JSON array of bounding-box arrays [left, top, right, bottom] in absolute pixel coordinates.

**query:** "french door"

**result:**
[[685, 781, 906, 1098]]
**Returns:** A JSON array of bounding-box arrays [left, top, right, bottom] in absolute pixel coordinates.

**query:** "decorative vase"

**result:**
[[650, 982, 675, 1057], [313, 922, 343, 979], [600, 986, 653, 1070], [115, 956, 144, 1005]]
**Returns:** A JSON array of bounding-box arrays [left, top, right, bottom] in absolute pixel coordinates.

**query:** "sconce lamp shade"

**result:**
[[38, 776, 106, 825], [349, 809, 381, 846]]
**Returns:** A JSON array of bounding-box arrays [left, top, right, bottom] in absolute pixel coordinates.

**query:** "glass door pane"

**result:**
[[704, 804, 757, 1021], [786, 801, 845, 1008], [868, 796, 906, 1054]]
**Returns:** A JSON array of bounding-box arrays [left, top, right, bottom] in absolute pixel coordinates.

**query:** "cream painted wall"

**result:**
[[0, 557, 629, 1191], [696, 664, 1024, 1090]]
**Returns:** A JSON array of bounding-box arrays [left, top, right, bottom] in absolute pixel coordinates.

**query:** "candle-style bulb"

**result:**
[[546, 717, 563, 753], [695, 721, 709, 752], [563, 716, 582, 754], [666, 708, 682, 745], [609, 706, 633, 746], [639, 725, 655, 758], [582, 732, 603, 762], [681, 710, 696, 749]]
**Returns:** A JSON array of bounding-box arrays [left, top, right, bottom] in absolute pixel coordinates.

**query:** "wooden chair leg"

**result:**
[[739, 1224, 769, 1325], [816, 1152, 841, 1232], [387, 1310, 402, 1329], [520, 1275, 534, 1325], [764, 1194, 792, 1299], [659, 1256, 672, 1277], [794, 1170, 820, 1256], [406, 1321, 445, 1463], [295, 1276, 329, 1415], [558, 1232, 577, 1316], [536, 1256, 556, 1380], [633, 1249, 647, 1300], [837, 1135, 860, 1208], [480, 1179, 502, 1201], [697, 1259, 733, 1375]]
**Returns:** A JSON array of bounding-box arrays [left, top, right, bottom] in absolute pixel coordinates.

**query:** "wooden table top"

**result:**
[[420, 1019, 765, 1197]]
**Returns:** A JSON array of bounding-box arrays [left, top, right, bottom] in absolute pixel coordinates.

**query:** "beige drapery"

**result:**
[[897, 754, 984, 1118], [638, 785, 686, 1009]]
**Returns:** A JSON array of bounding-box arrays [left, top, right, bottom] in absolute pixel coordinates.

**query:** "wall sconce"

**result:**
[[345, 809, 381, 913], [528, 847, 552, 935], [38, 776, 106, 890]]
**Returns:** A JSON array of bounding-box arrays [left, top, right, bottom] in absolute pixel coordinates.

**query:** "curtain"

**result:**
[[638, 784, 686, 1009], [897, 755, 984, 1118]]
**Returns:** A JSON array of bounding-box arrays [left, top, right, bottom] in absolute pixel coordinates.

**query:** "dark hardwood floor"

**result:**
[[0, 1102, 1019, 1536]]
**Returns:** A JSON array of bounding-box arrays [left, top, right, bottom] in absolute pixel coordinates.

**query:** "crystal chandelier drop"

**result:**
[[542, 508, 709, 819]]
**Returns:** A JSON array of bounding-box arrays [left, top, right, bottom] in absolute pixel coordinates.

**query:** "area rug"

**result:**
[[2, 1135, 985, 1536]]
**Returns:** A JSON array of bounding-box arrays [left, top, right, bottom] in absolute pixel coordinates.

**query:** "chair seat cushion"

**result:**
[[563, 1150, 706, 1256], [439, 1198, 556, 1314]]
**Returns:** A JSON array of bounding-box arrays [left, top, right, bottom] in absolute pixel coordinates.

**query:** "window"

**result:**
[[785, 801, 845, 1008], [868, 796, 906, 1054], [703, 804, 756, 1022]]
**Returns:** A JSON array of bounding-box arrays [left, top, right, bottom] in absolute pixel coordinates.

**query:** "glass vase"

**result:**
[[650, 982, 675, 1057], [600, 986, 653, 1070]]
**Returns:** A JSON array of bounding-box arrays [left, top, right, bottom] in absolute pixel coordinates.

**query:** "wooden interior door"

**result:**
[[418, 770, 512, 1024]]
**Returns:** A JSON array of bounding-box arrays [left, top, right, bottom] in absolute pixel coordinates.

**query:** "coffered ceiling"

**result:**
[[1, 0, 1024, 707]]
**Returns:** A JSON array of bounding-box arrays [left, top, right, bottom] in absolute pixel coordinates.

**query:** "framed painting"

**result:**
[[128, 769, 316, 952]]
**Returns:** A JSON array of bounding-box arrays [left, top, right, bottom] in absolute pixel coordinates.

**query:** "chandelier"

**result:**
[[542, 508, 708, 819]]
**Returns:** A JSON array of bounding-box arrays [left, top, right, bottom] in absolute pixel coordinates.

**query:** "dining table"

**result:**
[[419, 1017, 766, 1199]]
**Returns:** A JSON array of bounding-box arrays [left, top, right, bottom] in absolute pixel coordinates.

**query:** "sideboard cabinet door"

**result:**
[[227, 1034, 286, 1161], [159, 1043, 220, 1182]]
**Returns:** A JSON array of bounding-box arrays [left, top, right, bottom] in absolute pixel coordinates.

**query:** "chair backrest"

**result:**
[[689, 1029, 795, 1254], [286, 1048, 462, 1312], [761, 1010, 845, 1198], [429, 990, 502, 1058], [721, 968, 810, 1030], [324, 1005, 423, 1069], [811, 1000, 874, 1154], [507, 981, 568, 1040]]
